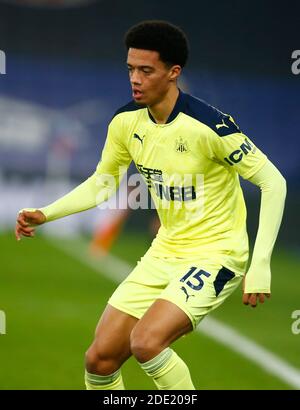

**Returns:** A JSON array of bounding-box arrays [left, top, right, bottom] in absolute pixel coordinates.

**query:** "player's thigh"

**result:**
[[90, 304, 138, 361], [131, 298, 193, 352]]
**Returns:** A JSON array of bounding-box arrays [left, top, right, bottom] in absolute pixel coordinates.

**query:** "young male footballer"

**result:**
[[15, 21, 286, 390]]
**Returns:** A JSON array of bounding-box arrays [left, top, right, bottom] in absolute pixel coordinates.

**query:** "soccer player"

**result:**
[[15, 21, 287, 390]]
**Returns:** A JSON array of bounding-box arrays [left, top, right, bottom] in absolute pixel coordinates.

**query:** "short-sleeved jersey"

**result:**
[[96, 90, 267, 274]]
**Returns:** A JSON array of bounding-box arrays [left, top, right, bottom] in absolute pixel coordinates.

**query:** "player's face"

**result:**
[[127, 48, 180, 106]]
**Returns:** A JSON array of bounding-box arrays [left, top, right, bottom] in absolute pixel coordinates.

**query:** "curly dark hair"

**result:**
[[125, 20, 189, 68]]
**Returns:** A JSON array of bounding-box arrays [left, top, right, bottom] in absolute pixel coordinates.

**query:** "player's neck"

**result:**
[[148, 86, 179, 124]]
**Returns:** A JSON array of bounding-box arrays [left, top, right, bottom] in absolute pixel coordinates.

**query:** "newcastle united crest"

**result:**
[[175, 137, 189, 153]]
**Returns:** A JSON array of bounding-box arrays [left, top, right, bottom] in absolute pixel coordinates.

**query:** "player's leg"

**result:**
[[84, 250, 167, 390], [130, 298, 195, 390], [130, 258, 243, 390], [85, 304, 138, 390]]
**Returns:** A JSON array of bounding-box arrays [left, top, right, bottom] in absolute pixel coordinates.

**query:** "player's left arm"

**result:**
[[242, 160, 286, 307], [205, 115, 287, 307]]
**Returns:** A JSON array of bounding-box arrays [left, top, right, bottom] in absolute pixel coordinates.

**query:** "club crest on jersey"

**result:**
[[175, 137, 189, 154]]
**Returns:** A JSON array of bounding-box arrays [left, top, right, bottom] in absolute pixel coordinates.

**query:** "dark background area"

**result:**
[[0, 0, 299, 77]]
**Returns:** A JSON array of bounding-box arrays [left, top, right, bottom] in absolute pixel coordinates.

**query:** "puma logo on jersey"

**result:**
[[133, 133, 145, 144], [180, 286, 195, 303], [216, 119, 229, 129]]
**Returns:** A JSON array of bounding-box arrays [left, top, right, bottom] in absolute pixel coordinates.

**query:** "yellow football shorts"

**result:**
[[108, 251, 243, 329]]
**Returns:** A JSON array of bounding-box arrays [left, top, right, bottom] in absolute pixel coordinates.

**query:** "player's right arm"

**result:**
[[15, 115, 131, 240]]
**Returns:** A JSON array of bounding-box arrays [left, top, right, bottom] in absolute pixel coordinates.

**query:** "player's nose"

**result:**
[[130, 70, 142, 85]]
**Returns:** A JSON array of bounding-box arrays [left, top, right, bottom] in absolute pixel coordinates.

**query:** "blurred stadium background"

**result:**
[[0, 0, 299, 390]]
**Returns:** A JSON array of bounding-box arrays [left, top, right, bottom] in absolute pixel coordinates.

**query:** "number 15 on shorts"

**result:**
[[180, 267, 211, 290]]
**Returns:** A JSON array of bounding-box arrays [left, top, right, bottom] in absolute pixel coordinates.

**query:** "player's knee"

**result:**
[[85, 343, 119, 375], [130, 327, 163, 363]]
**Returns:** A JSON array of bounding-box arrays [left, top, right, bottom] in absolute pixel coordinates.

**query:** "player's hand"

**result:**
[[242, 277, 270, 308], [15, 209, 46, 241]]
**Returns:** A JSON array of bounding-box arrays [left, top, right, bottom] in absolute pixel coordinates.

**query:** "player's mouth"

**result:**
[[132, 89, 143, 100]]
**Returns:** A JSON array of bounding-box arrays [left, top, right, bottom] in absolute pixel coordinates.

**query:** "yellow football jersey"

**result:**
[[96, 90, 267, 275]]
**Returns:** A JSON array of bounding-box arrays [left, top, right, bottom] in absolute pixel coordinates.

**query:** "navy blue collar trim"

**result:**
[[147, 89, 186, 124]]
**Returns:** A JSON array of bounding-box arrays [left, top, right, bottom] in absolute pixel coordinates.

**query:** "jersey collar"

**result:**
[[147, 89, 187, 124]]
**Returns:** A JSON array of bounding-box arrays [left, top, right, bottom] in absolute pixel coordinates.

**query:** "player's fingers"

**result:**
[[16, 225, 35, 238], [249, 293, 258, 307], [265, 293, 271, 299], [17, 225, 35, 235], [20, 230, 35, 238], [15, 225, 21, 241], [17, 214, 29, 227], [258, 293, 265, 304], [242, 293, 250, 305]]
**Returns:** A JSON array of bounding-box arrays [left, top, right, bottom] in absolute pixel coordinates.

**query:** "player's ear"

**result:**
[[169, 65, 181, 82]]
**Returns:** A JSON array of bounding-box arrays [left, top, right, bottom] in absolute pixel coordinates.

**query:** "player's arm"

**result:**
[[206, 115, 286, 307], [242, 160, 286, 306], [15, 116, 132, 240]]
